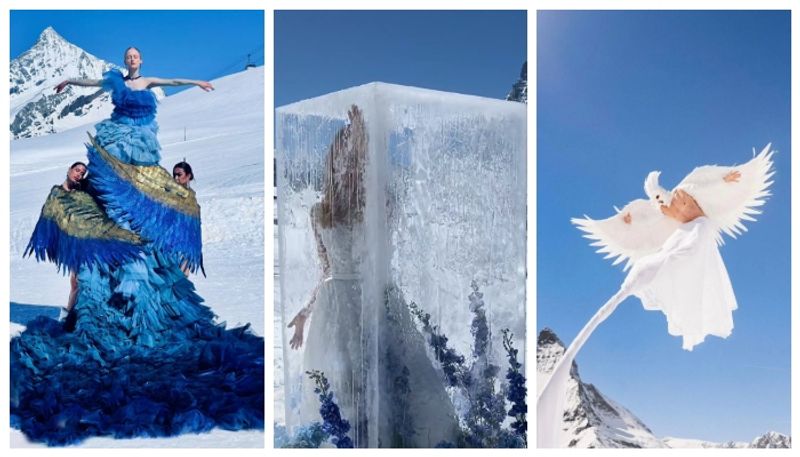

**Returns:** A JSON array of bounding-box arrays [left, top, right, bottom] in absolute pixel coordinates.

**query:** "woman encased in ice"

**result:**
[[287, 105, 460, 447], [12, 46, 263, 446]]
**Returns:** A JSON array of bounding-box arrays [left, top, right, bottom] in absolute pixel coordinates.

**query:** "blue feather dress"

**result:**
[[12, 69, 264, 446]]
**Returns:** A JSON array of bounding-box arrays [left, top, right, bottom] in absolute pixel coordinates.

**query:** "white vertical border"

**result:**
[[264, 6, 275, 450], [791, 4, 797, 454], [528, 7, 537, 451], [0, 4, 10, 454]]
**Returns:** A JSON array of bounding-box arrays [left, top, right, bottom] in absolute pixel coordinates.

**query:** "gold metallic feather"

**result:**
[[87, 133, 201, 217], [42, 186, 142, 243]]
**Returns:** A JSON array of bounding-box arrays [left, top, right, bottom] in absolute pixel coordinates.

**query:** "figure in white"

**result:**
[[538, 144, 775, 447], [287, 105, 459, 447]]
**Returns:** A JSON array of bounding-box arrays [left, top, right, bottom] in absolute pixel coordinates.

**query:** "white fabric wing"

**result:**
[[677, 143, 775, 245], [572, 199, 681, 271]]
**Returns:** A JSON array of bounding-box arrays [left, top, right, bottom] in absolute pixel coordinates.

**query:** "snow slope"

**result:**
[[10, 66, 265, 448]]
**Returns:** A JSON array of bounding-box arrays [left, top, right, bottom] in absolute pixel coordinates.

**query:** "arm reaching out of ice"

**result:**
[[288, 203, 332, 350]]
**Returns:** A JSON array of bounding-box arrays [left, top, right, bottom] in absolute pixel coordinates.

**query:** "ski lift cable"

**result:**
[[205, 45, 265, 81]]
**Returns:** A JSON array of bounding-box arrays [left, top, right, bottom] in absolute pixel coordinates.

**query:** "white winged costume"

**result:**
[[572, 143, 774, 350], [538, 144, 774, 447]]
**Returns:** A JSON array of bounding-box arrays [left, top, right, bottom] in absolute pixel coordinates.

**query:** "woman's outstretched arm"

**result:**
[[55, 79, 102, 93], [287, 204, 332, 350], [145, 77, 214, 91]]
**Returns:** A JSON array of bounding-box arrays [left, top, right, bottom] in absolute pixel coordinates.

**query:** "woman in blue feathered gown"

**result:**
[[12, 47, 264, 446]]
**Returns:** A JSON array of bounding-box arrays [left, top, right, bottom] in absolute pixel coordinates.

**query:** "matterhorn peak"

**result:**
[[10, 28, 116, 139], [537, 327, 563, 348], [537, 327, 665, 448], [38, 26, 64, 42]]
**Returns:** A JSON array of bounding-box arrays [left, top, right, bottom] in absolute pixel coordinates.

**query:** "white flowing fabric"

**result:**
[[301, 224, 459, 447], [537, 290, 625, 448], [538, 216, 736, 447], [624, 216, 737, 350]]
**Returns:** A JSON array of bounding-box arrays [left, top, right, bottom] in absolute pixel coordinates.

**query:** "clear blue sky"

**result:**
[[538, 11, 790, 443], [10, 10, 264, 95], [274, 10, 526, 107]]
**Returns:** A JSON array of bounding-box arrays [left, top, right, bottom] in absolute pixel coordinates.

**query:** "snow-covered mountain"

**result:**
[[537, 328, 791, 448], [10, 66, 265, 448], [10, 27, 164, 139], [537, 328, 664, 448], [749, 431, 791, 448], [663, 431, 791, 449], [506, 61, 527, 104]]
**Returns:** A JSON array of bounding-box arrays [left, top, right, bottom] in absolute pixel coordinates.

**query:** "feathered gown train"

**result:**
[[11, 69, 264, 446]]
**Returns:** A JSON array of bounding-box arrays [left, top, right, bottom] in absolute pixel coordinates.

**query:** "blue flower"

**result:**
[[306, 370, 353, 448], [502, 329, 527, 443]]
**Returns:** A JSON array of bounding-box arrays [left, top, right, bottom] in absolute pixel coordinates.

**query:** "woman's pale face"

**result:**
[[68, 165, 86, 184], [124, 49, 142, 72], [173, 167, 191, 186]]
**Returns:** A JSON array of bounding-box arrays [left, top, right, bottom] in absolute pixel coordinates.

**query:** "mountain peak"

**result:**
[[537, 327, 564, 348], [11, 28, 116, 138], [38, 26, 66, 44], [537, 327, 665, 448], [750, 431, 791, 448], [538, 328, 791, 448]]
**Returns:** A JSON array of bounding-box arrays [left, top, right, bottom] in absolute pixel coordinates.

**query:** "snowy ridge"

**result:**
[[537, 328, 664, 448], [11, 66, 265, 448], [663, 431, 791, 449], [537, 328, 791, 448], [10, 27, 163, 139], [749, 431, 792, 448]]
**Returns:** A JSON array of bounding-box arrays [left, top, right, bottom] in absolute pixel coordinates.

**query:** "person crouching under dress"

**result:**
[[173, 160, 196, 276]]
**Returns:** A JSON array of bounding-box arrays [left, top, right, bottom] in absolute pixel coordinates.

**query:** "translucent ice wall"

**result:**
[[276, 82, 526, 446]]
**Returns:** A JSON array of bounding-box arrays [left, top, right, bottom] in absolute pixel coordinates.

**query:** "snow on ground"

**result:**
[[661, 437, 747, 448], [10, 67, 265, 448]]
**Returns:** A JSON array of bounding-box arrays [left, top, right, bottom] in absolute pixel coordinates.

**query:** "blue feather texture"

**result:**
[[25, 216, 145, 274], [102, 69, 158, 123], [24, 186, 145, 273], [11, 62, 261, 447], [87, 143, 204, 274], [11, 250, 264, 446]]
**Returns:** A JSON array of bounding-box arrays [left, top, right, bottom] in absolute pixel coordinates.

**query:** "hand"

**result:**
[[348, 104, 364, 130], [724, 170, 741, 183], [664, 189, 704, 223], [55, 80, 69, 93], [348, 104, 362, 121], [197, 81, 214, 92], [287, 312, 308, 350]]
